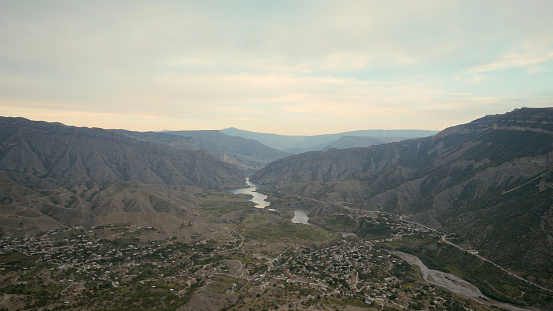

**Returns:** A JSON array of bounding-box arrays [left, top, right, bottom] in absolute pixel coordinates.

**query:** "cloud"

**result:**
[[468, 52, 553, 74], [1, 1, 553, 134]]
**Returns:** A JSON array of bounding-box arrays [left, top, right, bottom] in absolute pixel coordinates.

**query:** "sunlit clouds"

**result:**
[[467, 52, 553, 74], [0, 0, 552, 135]]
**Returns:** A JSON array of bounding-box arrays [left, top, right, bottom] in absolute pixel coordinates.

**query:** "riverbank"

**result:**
[[393, 251, 532, 311], [230, 178, 270, 209]]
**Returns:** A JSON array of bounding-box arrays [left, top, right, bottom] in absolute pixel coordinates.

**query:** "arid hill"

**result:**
[[0, 117, 245, 236]]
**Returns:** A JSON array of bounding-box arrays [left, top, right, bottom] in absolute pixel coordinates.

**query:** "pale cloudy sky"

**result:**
[[1, 0, 552, 135]]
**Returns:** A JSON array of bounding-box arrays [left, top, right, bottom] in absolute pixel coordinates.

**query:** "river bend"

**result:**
[[393, 251, 531, 311]]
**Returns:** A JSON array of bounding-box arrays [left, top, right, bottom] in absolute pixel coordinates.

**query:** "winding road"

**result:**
[[440, 234, 552, 293]]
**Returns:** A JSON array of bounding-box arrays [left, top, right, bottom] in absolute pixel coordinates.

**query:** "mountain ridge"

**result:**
[[0, 117, 245, 188], [250, 108, 553, 288], [221, 127, 439, 152], [0, 117, 245, 236], [115, 129, 290, 174]]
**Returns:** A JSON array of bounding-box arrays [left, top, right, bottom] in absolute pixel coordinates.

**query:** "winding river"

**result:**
[[231, 180, 529, 309], [230, 181, 528, 311], [230, 178, 270, 209], [393, 251, 531, 311], [231, 180, 311, 225]]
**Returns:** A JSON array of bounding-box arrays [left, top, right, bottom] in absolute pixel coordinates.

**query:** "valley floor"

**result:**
[[1, 188, 551, 311], [0, 219, 529, 311]]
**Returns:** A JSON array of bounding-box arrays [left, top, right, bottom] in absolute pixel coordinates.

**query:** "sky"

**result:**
[[0, 0, 552, 135]]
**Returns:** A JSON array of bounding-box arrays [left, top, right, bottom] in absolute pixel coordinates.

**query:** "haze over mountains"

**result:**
[[221, 127, 438, 153], [114, 127, 438, 174]]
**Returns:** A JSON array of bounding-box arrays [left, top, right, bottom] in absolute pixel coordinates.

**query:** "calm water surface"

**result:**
[[230, 178, 270, 209], [231, 180, 312, 225]]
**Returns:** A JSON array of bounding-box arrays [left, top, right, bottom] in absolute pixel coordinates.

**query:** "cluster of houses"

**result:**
[[240, 239, 456, 310], [1, 217, 474, 310]]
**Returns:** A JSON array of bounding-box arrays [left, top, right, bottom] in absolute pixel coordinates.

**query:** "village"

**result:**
[[0, 216, 489, 310]]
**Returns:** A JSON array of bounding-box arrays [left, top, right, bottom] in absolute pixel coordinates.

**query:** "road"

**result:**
[[273, 193, 553, 295], [440, 234, 552, 293], [395, 250, 535, 311]]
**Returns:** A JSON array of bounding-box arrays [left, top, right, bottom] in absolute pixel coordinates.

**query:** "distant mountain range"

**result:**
[[251, 108, 553, 288], [120, 128, 438, 174], [221, 127, 438, 153], [0, 117, 440, 237]]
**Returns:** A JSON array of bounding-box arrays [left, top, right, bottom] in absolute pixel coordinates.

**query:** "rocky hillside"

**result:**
[[251, 108, 553, 287], [0, 117, 245, 236], [116, 130, 290, 174], [0, 118, 244, 188]]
